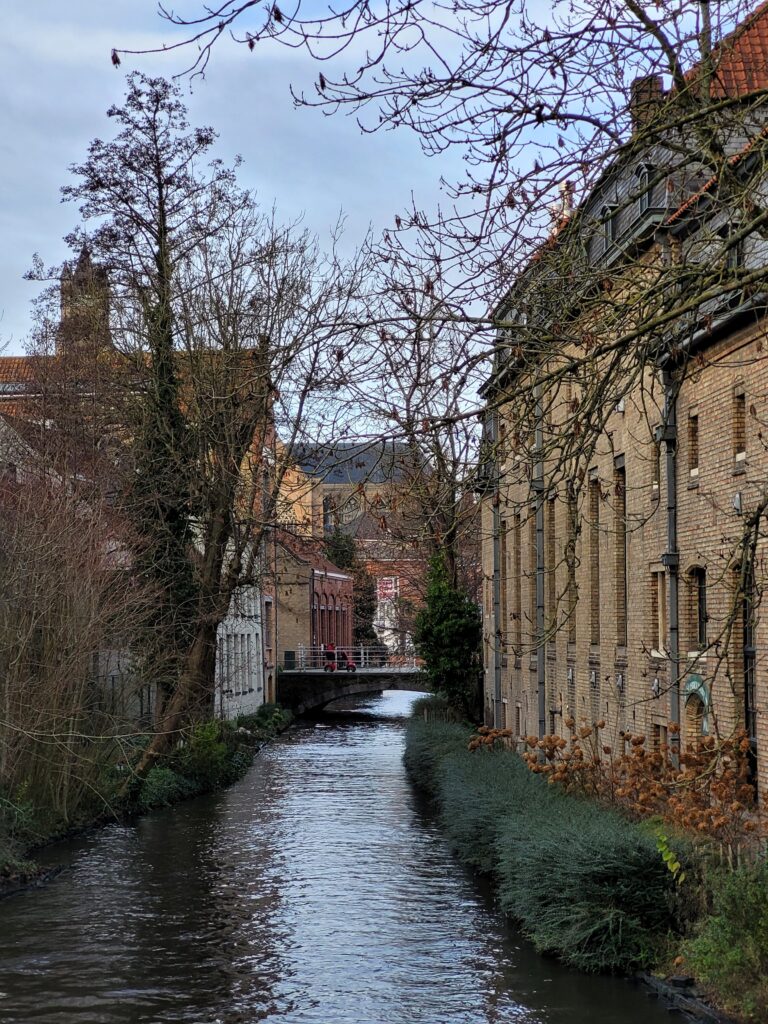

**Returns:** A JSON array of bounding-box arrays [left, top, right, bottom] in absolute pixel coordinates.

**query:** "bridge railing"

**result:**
[[280, 646, 423, 671]]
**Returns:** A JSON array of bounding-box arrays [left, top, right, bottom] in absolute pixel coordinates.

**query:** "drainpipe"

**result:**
[[661, 368, 681, 742], [533, 384, 546, 738], [490, 409, 503, 727]]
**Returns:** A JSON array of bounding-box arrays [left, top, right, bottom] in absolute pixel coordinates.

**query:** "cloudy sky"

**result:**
[[0, 2, 461, 353]]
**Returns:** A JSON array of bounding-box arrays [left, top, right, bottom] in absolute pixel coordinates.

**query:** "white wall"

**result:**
[[216, 584, 265, 720]]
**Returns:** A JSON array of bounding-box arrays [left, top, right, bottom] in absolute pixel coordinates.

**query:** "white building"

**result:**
[[216, 584, 265, 719]]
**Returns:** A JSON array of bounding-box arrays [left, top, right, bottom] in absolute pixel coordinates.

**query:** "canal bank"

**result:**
[[0, 703, 293, 899], [404, 715, 745, 1024], [0, 691, 676, 1023]]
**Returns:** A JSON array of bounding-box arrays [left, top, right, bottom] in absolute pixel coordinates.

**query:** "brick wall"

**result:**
[[482, 318, 768, 794]]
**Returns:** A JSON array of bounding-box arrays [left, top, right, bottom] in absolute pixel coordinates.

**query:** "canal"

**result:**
[[0, 691, 674, 1023]]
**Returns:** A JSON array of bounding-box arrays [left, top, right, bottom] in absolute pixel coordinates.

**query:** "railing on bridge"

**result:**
[[280, 645, 422, 672]]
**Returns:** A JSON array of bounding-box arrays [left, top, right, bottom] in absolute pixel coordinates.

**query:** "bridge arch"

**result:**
[[278, 668, 430, 716]]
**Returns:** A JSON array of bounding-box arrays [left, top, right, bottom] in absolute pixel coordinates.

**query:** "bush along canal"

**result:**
[[1, 691, 679, 1023]]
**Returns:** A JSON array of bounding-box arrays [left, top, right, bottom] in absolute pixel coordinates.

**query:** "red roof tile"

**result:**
[[696, 0, 768, 97], [0, 356, 37, 384]]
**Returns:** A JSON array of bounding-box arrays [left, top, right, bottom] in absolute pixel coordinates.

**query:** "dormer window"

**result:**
[[636, 163, 653, 214], [602, 204, 618, 248]]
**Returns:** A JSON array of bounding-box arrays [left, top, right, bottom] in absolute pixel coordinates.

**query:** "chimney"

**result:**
[[630, 75, 665, 132]]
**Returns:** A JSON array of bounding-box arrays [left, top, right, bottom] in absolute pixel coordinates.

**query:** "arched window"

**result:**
[[685, 693, 707, 746], [636, 163, 653, 214], [683, 676, 710, 749], [320, 595, 328, 646]]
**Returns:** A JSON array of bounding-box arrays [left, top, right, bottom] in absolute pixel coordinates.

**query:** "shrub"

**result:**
[[437, 747, 540, 874], [238, 703, 292, 738], [496, 795, 673, 972], [138, 767, 197, 810], [410, 693, 466, 723], [403, 719, 471, 795], [683, 863, 768, 1021]]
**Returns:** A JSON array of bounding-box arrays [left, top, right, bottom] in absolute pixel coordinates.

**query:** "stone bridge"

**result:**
[[277, 667, 430, 715]]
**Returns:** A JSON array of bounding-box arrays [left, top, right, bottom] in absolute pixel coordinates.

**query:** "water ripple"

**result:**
[[0, 692, 671, 1024]]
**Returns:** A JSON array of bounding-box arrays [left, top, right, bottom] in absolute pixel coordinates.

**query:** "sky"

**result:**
[[0, 1, 461, 353]]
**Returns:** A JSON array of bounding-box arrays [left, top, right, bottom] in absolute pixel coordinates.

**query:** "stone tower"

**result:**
[[58, 246, 111, 355]]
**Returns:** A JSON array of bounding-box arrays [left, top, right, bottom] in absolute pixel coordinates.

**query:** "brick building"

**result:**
[[273, 531, 354, 667], [285, 441, 428, 651], [480, 2, 768, 794]]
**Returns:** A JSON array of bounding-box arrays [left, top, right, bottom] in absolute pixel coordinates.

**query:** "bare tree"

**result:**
[[0, 465, 153, 835], [116, 6, 768, 760], [50, 74, 367, 773]]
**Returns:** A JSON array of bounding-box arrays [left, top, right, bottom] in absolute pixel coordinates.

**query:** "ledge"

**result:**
[[638, 974, 737, 1024]]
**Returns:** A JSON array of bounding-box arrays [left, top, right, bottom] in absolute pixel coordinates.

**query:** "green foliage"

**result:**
[[237, 702, 293, 739], [654, 827, 687, 885], [405, 719, 676, 973], [408, 693, 465, 722], [0, 791, 39, 877], [171, 720, 242, 791], [137, 716, 261, 810], [496, 796, 672, 972], [413, 554, 482, 717], [683, 863, 768, 1021], [137, 767, 197, 811], [403, 719, 472, 794], [323, 526, 378, 644]]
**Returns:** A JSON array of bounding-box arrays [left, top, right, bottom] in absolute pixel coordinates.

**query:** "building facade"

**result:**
[[480, 2, 768, 796]]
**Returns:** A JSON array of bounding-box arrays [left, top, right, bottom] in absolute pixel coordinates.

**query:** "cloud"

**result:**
[[0, 0, 461, 352]]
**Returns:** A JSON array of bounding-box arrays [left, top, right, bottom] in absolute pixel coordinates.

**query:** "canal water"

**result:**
[[0, 691, 674, 1024]]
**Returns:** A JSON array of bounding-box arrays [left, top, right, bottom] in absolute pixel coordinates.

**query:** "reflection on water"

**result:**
[[0, 691, 672, 1023]]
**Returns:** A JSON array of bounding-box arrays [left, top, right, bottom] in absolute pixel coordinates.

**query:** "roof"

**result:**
[[666, 121, 768, 224], [293, 440, 412, 485], [704, 0, 768, 97], [276, 529, 353, 577], [0, 357, 38, 390]]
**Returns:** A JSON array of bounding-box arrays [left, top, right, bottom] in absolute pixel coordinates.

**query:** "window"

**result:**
[[500, 518, 508, 649], [650, 570, 667, 655], [566, 665, 576, 716], [636, 164, 653, 214], [733, 388, 746, 463], [566, 489, 578, 644], [322, 494, 335, 531], [724, 228, 743, 274], [615, 462, 627, 646], [685, 694, 707, 746], [651, 438, 661, 496], [601, 204, 618, 248], [652, 722, 668, 752], [264, 599, 274, 663], [513, 513, 522, 655], [547, 498, 557, 635], [589, 476, 601, 645], [528, 515, 537, 646], [688, 412, 699, 480], [688, 567, 707, 650]]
